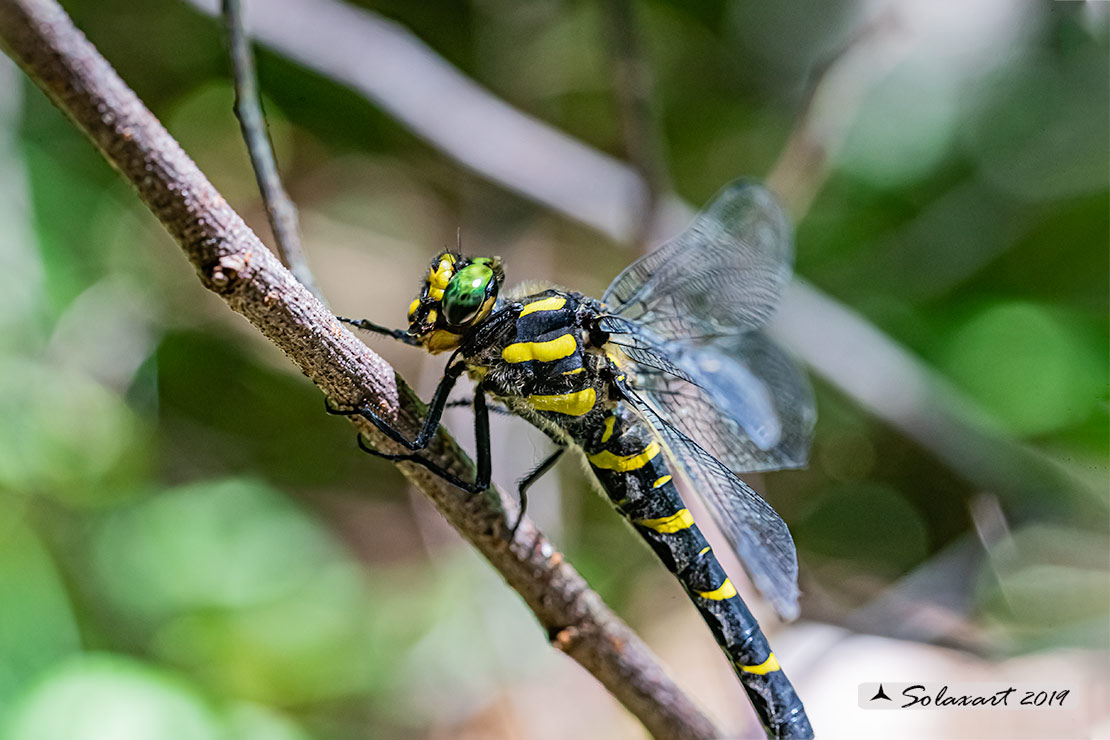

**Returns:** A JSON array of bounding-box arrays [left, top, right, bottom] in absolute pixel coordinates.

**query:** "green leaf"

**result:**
[[0, 506, 80, 717], [2, 654, 221, 740], [940, 302, 1106, 437]]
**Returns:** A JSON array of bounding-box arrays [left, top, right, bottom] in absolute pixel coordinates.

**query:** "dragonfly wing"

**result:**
[[599, 179, 805, 619], [601, 180, 792, 339], [602, 316, 695, 382], [624, 388, 800, 620], [637, 332, 816, 473]]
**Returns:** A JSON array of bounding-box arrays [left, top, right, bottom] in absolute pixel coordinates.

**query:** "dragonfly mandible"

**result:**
[[331, 180, 816, 739]]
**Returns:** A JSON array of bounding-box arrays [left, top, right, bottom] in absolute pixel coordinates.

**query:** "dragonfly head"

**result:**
[[406, 251, 504, 353]]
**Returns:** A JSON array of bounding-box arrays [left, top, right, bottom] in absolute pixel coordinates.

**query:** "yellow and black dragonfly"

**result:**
[[332, 180, 816, 739]]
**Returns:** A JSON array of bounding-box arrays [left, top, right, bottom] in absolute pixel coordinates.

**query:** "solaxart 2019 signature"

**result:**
[[900, 685, 1071, 709]]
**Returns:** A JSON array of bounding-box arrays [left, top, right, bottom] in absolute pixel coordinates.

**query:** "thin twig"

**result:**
[[0, 2, 720, 737], [220, 0, 322, 302], [601, 0, 670, 249]]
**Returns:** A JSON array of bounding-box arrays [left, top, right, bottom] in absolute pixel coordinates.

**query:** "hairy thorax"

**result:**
[[463, 288, 617, 444]]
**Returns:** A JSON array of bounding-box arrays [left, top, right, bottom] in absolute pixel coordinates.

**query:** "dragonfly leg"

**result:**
[[325, 359, 466, 451], [354, 434, 491, 493], [336, 316, 421, 347], [446, 397, 513, 415], [511, 447, 566, 538], [348, 381, 493, 495]]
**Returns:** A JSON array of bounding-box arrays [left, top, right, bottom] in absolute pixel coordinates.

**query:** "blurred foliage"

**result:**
[[0, 0, 1106, 738]]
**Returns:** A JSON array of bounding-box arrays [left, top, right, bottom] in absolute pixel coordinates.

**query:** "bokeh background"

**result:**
[[0, 0, 1107, 738]]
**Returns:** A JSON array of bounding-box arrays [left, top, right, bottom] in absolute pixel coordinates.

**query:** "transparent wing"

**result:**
[[601, 180, 792, 340], [626, 388, 801, 620], [598, 179, 805, 618], [603, 315, 695, 382], [635, 331, 815, 473]]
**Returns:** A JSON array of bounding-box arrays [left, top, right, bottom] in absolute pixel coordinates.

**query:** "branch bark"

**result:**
[[0, 1, 720, 737]]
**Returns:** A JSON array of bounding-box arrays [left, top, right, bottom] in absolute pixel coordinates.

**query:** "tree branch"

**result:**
[[0, 1, 720, 737], [220, 0, 321, 301]]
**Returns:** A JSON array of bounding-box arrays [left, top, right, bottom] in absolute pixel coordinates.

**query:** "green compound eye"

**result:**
[[442, 263, 494, 326]]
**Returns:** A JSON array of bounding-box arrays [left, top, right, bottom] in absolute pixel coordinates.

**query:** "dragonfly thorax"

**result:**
[[465, 288, 611, 421]]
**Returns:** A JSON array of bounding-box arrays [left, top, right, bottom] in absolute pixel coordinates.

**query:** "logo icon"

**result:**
[[870, 684, 893, 702]]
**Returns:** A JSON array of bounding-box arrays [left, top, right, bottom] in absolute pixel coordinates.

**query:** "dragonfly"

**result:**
[[330, 180, 816, 739]]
